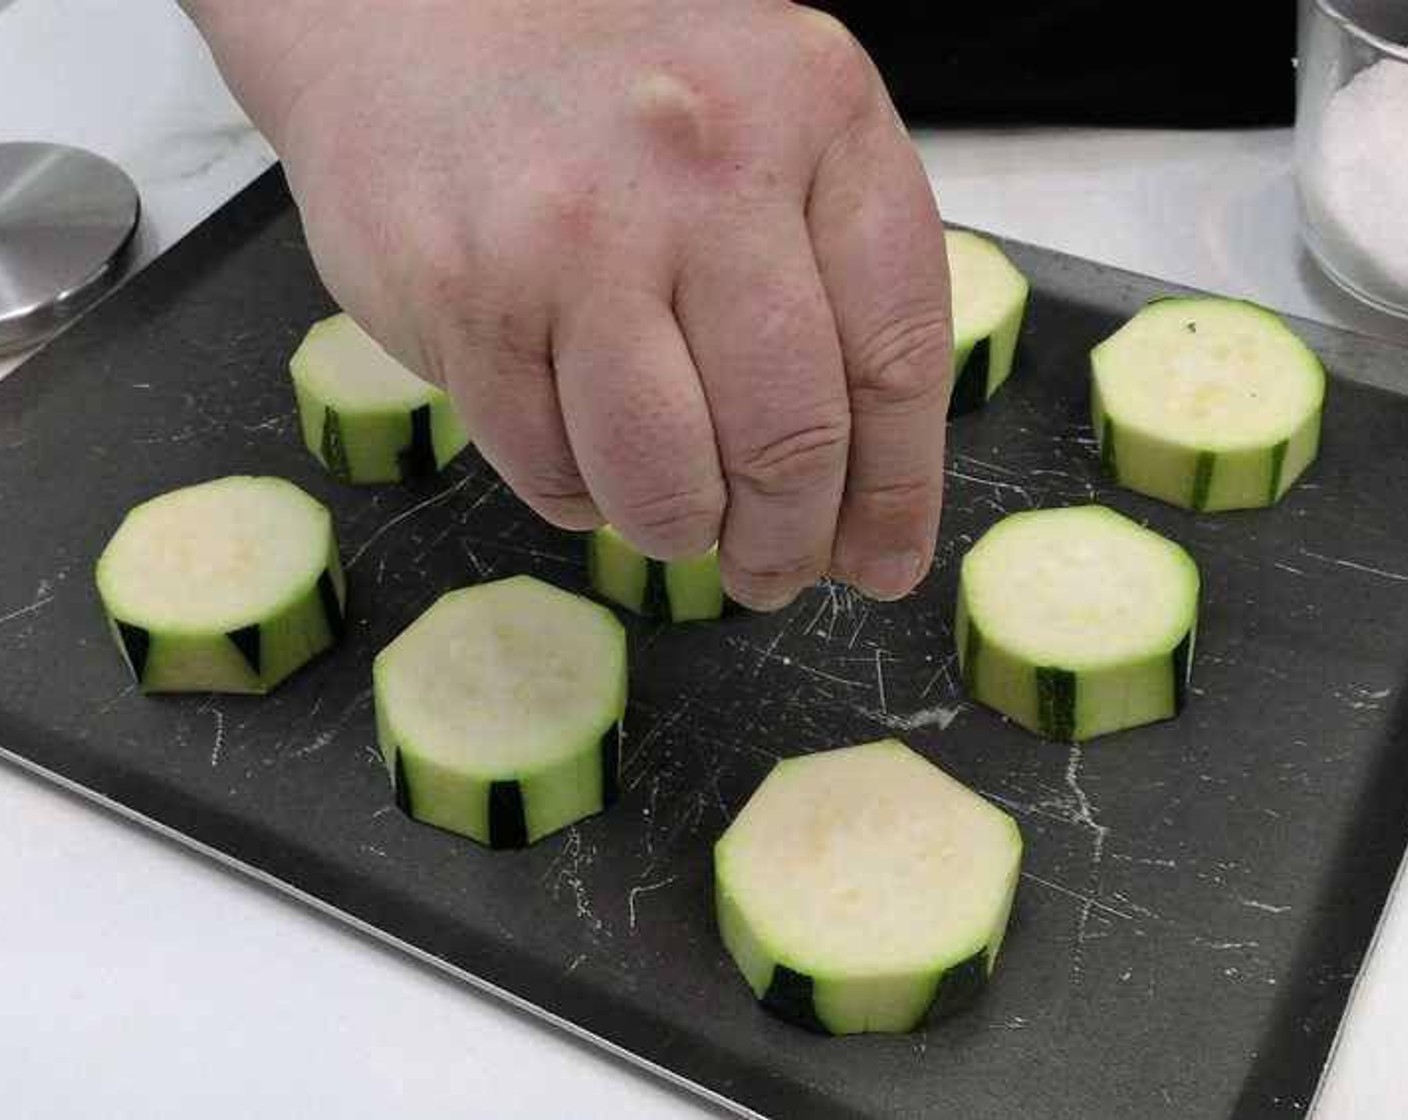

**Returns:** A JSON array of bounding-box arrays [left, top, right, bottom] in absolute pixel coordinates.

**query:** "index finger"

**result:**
[[808, 99, 952, 600]]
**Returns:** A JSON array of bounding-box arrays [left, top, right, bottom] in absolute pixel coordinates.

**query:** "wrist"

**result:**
[[178, 0, 352, 149]]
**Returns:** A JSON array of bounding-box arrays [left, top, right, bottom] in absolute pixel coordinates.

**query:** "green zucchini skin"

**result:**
[[1190, 452, 1216, 512], [316, 570, 346, 643], [389, 725, 622, 848], [961, 612, 1196, 742], [587, 526, 727, 622], [397, 403, 439, 480], [488, 781, 530, 850], [98, 477, 347, 695], [107, 563, 346, 694], [385, 721, 623, 848], [227, 624, 262, 677], [715, 740, 1021, 1036], [114, 621, 151, 682], [945, 230, 1030, 417], [305, 396, 465, 486], [290, 313, 470, 485], [1035, 667, 1078, 741], [761, 965, 830, 1035], [643, 558, 670, 620], [955, 506, 1200, 742], [1100, 415, 1119, 478], [1172, 630, 1194, 712], [958, 592, 1197, 743], [1093, 397, 1323, 513], [374, 577, 627, 849], [393, 749, 414, 816], [947, 336, 992, 417], [321, 406, 351, 481], [599, 725, 621, 807], [929, 949, 990, 1017], [961, 613, 984, 693], [1090, 298, 1325, 512], [754, 949, 993, 1035]]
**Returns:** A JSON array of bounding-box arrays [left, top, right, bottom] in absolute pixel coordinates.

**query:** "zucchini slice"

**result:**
[[95, 476, 345, 693], [374, 575, 626, 848], [715, 739, 1022, 1035], [586, 525, 726, 622], [956, 505, 1199, 742], [289, 312, 470, 484], [1091, 298, 1325, 511], [947, 230, 1030, 416]]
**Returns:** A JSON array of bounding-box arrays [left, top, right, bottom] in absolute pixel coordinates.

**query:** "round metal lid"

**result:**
[[0, 141, 141, 355]]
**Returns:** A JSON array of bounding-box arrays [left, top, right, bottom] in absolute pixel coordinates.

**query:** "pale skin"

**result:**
[[182, 0, 952, 609]]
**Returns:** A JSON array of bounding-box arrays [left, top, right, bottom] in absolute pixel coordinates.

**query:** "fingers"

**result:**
[[808, 100, 952, 601], [676, 207, 850, 610], [422, 275, 603, 532], [552, 283, 726, 559]]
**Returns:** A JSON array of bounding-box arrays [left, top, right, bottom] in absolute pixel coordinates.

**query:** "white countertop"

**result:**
[[4, 2, 1407, 1117]]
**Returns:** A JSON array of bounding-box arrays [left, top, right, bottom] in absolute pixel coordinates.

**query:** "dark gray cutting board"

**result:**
[[3, 169, 1408, 1120]]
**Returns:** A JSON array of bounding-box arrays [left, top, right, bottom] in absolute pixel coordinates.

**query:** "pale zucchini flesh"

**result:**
[[715, 739, 1022, 1035], [1091, 298, 1325, 511], [290, 312, 470, 484], [586, 525, 727, 622], [95, 476, 345, 694], [946, 230, 1030, 416], [957, 505, 1199, 741], [374, 575, 626, 848]]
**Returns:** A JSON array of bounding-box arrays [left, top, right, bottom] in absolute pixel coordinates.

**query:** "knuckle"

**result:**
[[851, 474, 936, 519], [516, 472, 601, 530], [850, 305, 952, 410], [752, 287, 826, 353], [517, 465, 593, 507], [844, 467, 934, 529], [733, 417, 850, 498], [794, 9, 875, 117], [615, 485, 725, 557], [536, 502, 605, 533], [722, 554, 820, 609]]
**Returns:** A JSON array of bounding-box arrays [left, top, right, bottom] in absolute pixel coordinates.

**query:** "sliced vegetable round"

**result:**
[[587, 525, 726, 622], [716, 739, 1022, 1035], [947, 230, 1030, 416], [1092, 297, 1325, 511], [374, 575, 626, 848], [290, 312, 470, 484], [957, 505, 1198, 742], [96, 476, 345, 693]]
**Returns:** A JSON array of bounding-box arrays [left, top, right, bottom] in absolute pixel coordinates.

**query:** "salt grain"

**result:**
[[1300, 59, 1408, 308]]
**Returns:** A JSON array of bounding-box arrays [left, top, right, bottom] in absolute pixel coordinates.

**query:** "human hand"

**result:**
[[191, 0, 952, 608]]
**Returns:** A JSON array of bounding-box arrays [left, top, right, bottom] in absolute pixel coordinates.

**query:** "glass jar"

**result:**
[[1295, 0, 1408, 319]]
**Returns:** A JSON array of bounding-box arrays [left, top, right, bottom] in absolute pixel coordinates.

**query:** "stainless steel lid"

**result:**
[[0, 141, 141, 355]]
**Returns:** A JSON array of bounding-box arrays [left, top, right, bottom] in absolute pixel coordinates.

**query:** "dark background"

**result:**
[[819, 2, 1296, 126]]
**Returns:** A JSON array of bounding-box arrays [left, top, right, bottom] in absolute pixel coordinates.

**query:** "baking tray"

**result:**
[[3, 169, 1407, 1118]]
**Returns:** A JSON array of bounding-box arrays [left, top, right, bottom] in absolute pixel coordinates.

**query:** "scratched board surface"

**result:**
[[4, 170, 1408, 1119]]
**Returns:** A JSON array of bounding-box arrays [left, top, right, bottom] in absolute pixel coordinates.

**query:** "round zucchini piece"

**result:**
[[947, 230, 1030, 416], [587, 525, 726, 622], [716, 739, 1022, 1035], [1091, 297, 1325, 511], [95, 476, 345, 693], [374, 575, 626, 848], [957, 505, 1199, 742], [289, 312, 470, 484]]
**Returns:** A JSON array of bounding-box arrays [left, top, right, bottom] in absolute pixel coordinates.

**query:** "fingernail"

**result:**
[[853, 550, 924, 601], [726, 584, 803, 613]]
